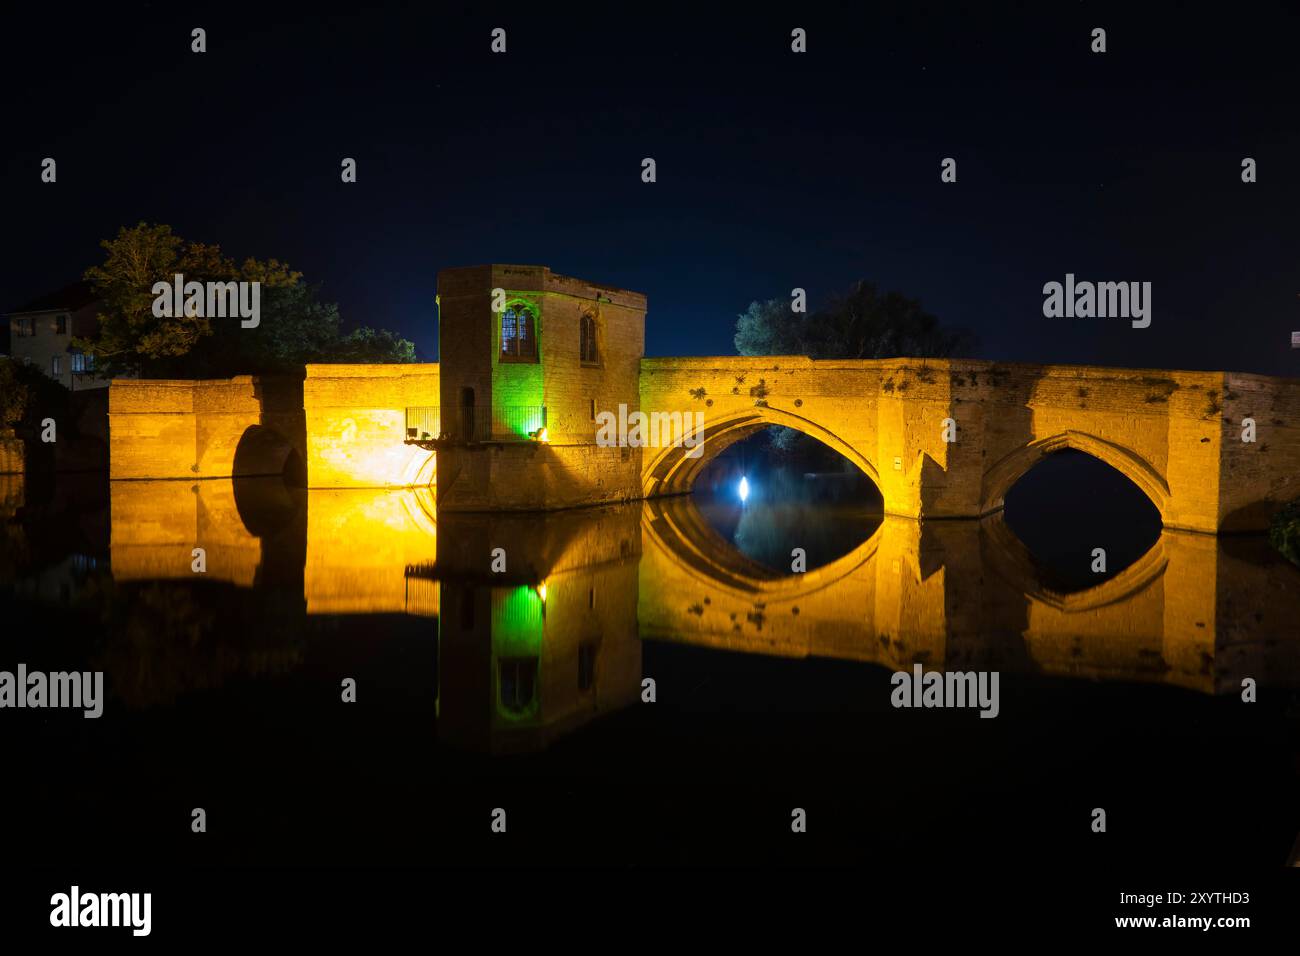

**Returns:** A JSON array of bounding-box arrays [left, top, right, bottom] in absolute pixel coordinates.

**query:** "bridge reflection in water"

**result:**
[[104, 479, 1300, 752]]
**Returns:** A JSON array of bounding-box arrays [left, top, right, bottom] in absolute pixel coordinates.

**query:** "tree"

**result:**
[[0, 360, 31, 428], [1270, 500, 1300, 567], [178, 279, 337, 377], [734, 280, 975, 457], [734, 298, 806, 356], [0, 357, 68, 432], [327, 327, 419, 364], [735, 281, 974, 363], [803, 281, 974, 359], [81, 223, 236, 376], [79, 222, 417, 376]]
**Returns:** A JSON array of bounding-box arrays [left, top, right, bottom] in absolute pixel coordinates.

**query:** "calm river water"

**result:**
[[2, 452, 1299, 868]]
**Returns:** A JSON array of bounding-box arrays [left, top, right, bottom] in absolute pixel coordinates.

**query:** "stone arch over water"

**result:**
[[980, 430, 1171, 524], [641, 405, 881, 499]]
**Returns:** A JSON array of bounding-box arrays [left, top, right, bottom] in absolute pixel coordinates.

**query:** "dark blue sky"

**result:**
[[3, 2, 1298, 374]]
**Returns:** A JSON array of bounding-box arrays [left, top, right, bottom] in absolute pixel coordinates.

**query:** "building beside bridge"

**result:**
[[3, 281, 109, 391]]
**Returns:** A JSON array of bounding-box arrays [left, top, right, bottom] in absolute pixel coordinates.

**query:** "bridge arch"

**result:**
[[980, 430, 1171, 523], [641, 405, 880, 498], [978, 512, 1170, 612], [233, 424, 305, 483]]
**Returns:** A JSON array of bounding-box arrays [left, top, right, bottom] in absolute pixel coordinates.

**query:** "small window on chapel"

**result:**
[[500, 304, 538, 362], [580, 313, 599, 365]]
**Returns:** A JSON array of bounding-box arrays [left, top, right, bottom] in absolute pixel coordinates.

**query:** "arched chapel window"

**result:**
[[580, 313, 599, 365], [501, 304, 537, 361]]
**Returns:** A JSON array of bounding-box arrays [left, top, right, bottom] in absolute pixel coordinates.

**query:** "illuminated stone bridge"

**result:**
[[638, 356, 1300, 533], [105, 264, 1300, 533]]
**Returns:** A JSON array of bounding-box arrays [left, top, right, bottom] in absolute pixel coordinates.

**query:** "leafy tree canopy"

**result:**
[[734, 281, 976, 457], [1270, 500, 1300, 568], [0, 357, 68, 431], [79, 222, 417, 376], [0, 360, 30, 428], [735, 280, 975, 361], [328, 327, 419, 364]]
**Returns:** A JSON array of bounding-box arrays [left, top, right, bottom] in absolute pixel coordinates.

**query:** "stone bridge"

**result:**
[[109, 364, 439, 489], [640, 357, 1300, 533], [106, 355, 1299, 533]]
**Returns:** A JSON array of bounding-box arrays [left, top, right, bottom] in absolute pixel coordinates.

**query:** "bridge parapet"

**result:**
[[109, 375, 305, 481]]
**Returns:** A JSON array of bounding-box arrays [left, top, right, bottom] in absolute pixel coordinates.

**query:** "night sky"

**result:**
[[3, 2, 1298, 374]]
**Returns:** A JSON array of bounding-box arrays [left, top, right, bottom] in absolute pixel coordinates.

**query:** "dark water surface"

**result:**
[[2, 454, 1299, 869]]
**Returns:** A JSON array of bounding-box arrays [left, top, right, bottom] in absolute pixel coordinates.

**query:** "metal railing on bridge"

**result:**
[[406, 407, 441, 442], [405, 405, 547, 443]]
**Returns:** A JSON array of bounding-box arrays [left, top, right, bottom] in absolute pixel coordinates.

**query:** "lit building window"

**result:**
[[56, 314, 67, 335], [51, 355, 61, 376], [500, 304, 537, 361]]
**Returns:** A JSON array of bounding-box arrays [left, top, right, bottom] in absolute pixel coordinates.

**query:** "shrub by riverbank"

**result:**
[[1270, 500, 1300, 567]]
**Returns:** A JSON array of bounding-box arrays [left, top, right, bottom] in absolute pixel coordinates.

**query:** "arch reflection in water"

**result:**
[[103, 482, 1300, 750], [639, 495, 1300, 696], [690, 460, 883, 574]]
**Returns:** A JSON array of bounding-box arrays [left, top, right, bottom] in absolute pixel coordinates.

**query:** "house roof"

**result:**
[[5, 280, 100, 316]]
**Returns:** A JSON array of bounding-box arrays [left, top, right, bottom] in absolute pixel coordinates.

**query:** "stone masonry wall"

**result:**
[[110, 378, 261, 480], [303, 363, 438, 488]]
